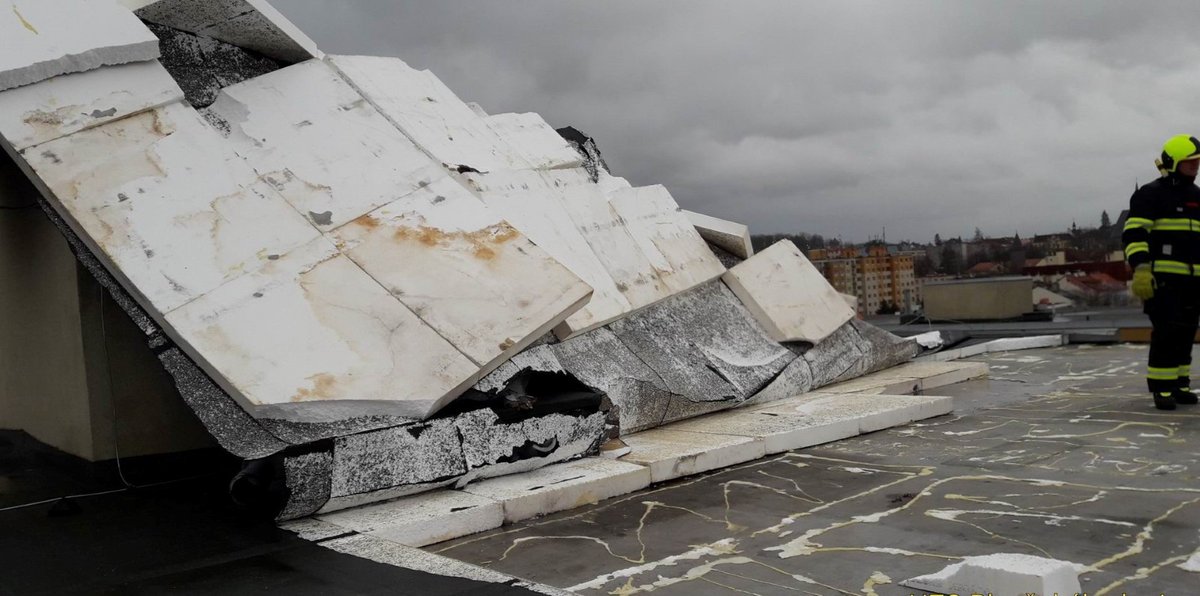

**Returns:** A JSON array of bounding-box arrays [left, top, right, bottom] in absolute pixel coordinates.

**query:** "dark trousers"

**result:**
[[1145, 275, 1200, 393]]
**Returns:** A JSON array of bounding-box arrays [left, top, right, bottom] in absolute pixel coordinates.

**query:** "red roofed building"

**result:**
[[1057, 272, 1132, 306], [966, 261, 999, 276]]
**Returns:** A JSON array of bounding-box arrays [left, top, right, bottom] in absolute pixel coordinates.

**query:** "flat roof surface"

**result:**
[[880, 306, 1150, 339], [6, 343, 1198, 594], [432, 344, 1200, 594], [0, 442, 536, 595]]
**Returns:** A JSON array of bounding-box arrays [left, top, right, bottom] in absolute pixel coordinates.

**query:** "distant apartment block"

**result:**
[[808, 246, 921, 315]]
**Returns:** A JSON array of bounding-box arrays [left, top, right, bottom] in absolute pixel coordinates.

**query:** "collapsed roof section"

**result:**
[[124, 0, 322, 63], [1, 0, 922, 517], [725, 240, 857, 343], [5, 2, 613, 422]]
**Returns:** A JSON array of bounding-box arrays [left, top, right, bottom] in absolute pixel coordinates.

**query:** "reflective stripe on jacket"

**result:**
[[1123, 175, 1200, 276]]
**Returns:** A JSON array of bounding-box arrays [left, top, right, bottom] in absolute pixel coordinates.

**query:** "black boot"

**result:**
[[1174, 388, 1198, 405], [1155, 392, 1177, 410]]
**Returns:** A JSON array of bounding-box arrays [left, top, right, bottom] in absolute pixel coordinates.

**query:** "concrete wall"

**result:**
[[0, 155, 97, 458], [923, 277, 1033, 321], [1, 152, 213, 461], [78, 270, 216, 459]]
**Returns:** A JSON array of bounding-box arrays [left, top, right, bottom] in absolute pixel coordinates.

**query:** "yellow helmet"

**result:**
[[1160, 134, 1200, 173]]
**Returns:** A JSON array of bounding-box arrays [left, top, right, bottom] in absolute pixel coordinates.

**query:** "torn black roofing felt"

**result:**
[[145, 21, 283, 109], [435, 368, 608, 425], [556, 126, 610, 182]]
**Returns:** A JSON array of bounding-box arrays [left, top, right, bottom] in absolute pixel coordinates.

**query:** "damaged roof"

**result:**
[[1, 0, 921, 518]]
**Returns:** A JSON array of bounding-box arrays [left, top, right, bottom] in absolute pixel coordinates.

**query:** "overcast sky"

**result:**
[[277, 1, 1200, 244]]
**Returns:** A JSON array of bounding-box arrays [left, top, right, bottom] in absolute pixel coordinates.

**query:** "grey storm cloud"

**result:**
[[277, 1, 1200, 243]]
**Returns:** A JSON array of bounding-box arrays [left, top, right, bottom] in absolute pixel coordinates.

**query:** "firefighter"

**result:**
[[1125, 134, 1200, 410]]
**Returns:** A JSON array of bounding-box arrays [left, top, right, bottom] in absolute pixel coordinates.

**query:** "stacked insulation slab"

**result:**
[[0, 0, 919, 518]]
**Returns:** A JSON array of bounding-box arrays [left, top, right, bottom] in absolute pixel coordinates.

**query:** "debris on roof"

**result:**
[[903, 553, 1084, 596], [724, 240, 856, 343], [685, 209, 754, 260], [1, 0, 922, 517], [234, 370, 612, 519]]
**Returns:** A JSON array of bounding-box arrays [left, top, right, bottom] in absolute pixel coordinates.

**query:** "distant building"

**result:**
[[966, 261, 1000, 276], [964, 238, 1010, 261], [1030, 233, 1073, 254], [808, 247, 860, 300], [1022, 253, 1131, 283], [964, 250, 1073, 279], [1057, 272, 1132, 306], [1036, 251, 1068, 266], [924, 244, 943, 269], [809, 246, 920, 315], [923, 277, 1034, 321], [1032, 287, 1073, 311]]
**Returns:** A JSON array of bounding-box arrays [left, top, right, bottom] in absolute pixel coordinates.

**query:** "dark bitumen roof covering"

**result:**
[[0, 435, 534, 596], [429, 344, 1200, 592], [879, 306, 1149, 341]]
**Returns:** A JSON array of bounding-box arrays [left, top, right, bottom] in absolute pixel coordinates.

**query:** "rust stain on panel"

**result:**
[[417, 227, 441, 247], [350, 213, 382, 231], [388, 222, 521, 262], [291, 372, 338, 402]]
